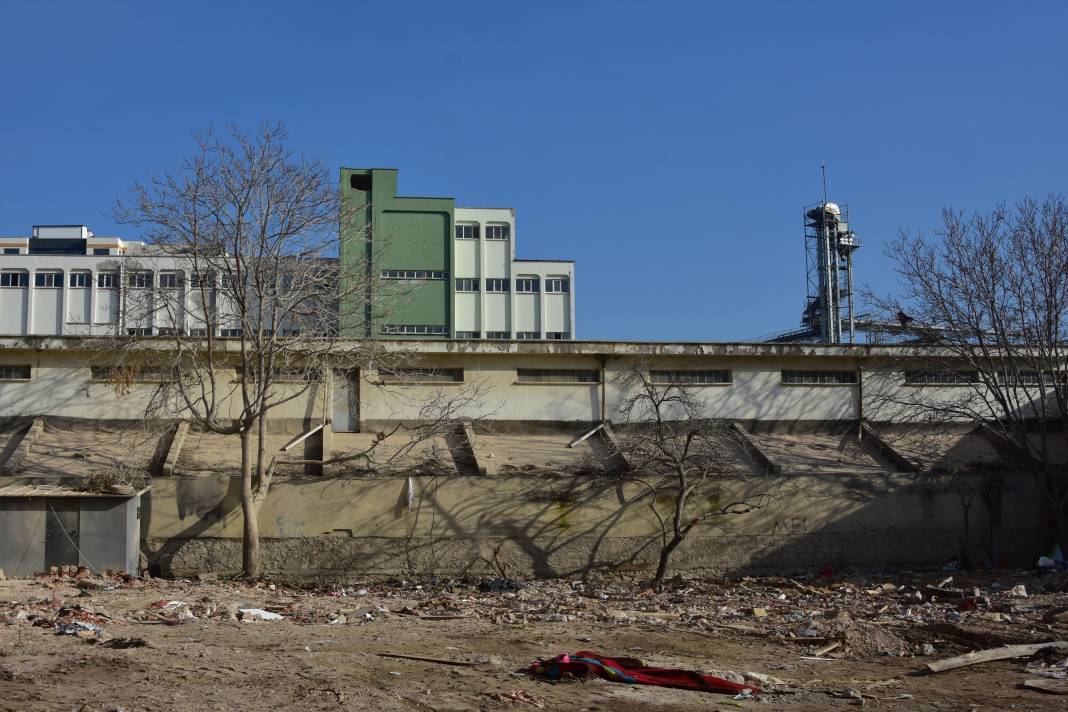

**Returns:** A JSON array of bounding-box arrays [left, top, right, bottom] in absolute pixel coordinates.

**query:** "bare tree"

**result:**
[[611, 364, 767, 585], [105, 124, 482, 577], [867, 196, 1068, 554]]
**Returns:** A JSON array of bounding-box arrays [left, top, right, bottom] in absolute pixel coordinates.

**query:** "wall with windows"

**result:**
[[0, 340, 932, 427]]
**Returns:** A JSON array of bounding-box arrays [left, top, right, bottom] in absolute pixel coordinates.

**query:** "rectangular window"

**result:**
[[220, 328, 243, 338], [455, 278, 480, 292], [544, 277, 570, 293], [34, 272, 62, 288], [455, 224, 479, 239], [485, 278, 510, 292], [781, 370, 857, 385], [189, 328, 209, 337], [126, 327, 153, 336], [380, 270, 447, 280], [128, 271, 152, 288], [545, 332, 570, 340], [517, 369, 599, 384], [384, 367, 464, 384], [903, 370, 981, 386], [515, 331, 539, 340], [97, 272, 118, 288], [515, 277, 540, 293], [3, 248, 19, 255], [485, 331, 510, 339], [190, 273, 210, 289], [0, 272, 28, 287], [158, 272, 182, 289], [91, 365, 170, 382], [156, 327, 179, 336], [485, 224, 510, 240], [0, 365, 31, 380], [455, 331, 480, 339], [219, 273, 232, 288], [69, 273, 90, 288], [92, 248, 110, 255], [380, 324, 449, 335], [650, 369, 732, 385]]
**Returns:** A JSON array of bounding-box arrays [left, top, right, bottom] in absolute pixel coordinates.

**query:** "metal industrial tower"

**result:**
[[800, 201, 860, 343]]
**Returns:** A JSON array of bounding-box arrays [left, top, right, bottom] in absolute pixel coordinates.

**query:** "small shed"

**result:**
[[0, 480, 148, 577]]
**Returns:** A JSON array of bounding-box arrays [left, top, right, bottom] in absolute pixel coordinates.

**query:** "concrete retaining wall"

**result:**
[[141, 472, 1049, 579]]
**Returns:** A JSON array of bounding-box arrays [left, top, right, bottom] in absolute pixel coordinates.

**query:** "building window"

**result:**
[[97, 272, 118, 288], [545, 332, 570, 340], [383, 367, 464, 384], [190, 273, 212, 289], [485, 224, 510, 240], [34, 272, 62, 288], [485, 331, 510, 339], [128, 271, 152, 288], [189, 328, 209, 337], [0, 272, 28, 287], [515, 331, 539, 340], [517, 369, 598, 384], [92, 248, 110, 255], [455, 224, 479, 240], [455, 278, 480, 292], [455, 331, 480, 339], [515, 277, 540, 293], [69, 273, 90, 288], [0, 365, 31, 380], [781, 370, 857, 385], [380, 324, 449, 335], [126, 328, 153, 336], [544, 277, 570, 293], [381, 270, 447, 280], [91, 364, 170, 382], [3, 248, 19, 255], [903, 370, 980, 386], [650, 370, 732, 385], [485, 278, 510, 292], [158, 272, 182, 289], [156, 327, 179, 336], [220, 328, 243, 338]]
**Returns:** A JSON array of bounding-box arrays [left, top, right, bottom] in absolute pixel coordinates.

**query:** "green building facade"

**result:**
[[340, 168, 454, 339]]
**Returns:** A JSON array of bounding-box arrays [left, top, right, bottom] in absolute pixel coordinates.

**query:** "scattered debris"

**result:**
[[1020, 678, 1068, 695], [239, 607, 283, 622], [377, 652, 480, 667], [480, 689, 546, 707]]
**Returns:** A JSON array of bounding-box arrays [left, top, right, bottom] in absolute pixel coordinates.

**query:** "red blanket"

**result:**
[[529, 651, 757, 695]]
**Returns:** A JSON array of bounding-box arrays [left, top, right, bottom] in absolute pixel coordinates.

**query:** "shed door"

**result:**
[[44, 499, 80, 568], [332, 368, 359, 433]]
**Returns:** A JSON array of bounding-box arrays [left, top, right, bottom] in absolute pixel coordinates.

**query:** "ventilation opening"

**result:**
[[349, 174, 371, 191]]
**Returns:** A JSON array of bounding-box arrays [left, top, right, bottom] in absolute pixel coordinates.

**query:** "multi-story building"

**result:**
[[0, 171, 576, 340], [341, 168, 575, 340]]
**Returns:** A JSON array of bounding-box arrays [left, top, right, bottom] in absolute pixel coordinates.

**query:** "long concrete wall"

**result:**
[[142, 471, 1048, 579]]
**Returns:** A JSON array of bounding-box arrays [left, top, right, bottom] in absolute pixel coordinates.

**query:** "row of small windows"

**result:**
[[381, 270, 447, 280], [0, 270, 212, 289], [454, 224, 510, 240], [380, 324, 450, 335], [456, 277, 570, 293], [453, 331, 571, 340]]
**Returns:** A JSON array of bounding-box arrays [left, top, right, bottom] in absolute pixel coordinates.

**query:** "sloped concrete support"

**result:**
[[446, 422, 483, 476], [161, 421, 190, 476], [731, 422, 782, 475], [860, 421, 919, 472], [1, 417, 44, 475]]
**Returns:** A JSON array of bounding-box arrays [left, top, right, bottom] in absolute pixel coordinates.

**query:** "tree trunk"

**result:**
[[240, 429, 261, 578], [653, 535, 682, 585]]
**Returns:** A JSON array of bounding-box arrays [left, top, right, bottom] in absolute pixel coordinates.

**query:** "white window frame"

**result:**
[[485, 224, 510, 240], [34, 271, 63, 288]]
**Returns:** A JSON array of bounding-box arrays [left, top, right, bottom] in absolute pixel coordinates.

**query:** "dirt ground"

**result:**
[[2, 568, 1067, 711]]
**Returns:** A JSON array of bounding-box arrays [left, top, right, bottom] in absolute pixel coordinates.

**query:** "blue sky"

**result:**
[[2, 1, 1066, 341]]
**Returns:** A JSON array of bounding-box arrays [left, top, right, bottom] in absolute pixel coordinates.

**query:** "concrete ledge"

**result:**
[[1, 417, 44, 476]]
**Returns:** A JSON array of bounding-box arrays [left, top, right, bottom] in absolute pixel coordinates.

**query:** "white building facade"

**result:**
[[453, 208, 575, 340]]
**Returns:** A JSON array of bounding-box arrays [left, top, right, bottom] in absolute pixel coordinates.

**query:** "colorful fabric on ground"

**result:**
[[528, 651, 757, 695]]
